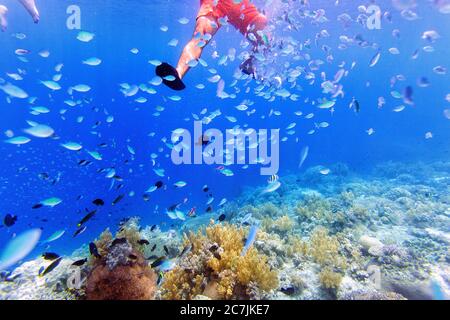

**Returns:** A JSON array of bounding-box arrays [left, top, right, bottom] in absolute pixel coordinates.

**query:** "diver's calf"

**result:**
[[0, 0, 39, 32]]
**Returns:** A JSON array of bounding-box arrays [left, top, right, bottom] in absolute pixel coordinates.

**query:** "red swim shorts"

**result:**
[[198, 0, 267, 34]]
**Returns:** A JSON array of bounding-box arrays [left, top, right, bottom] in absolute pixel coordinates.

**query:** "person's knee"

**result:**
[[253, 14, 268, 31], [196, 16, 218, 36]]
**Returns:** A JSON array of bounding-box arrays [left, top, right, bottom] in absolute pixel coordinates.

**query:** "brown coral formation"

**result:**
[[262, 215, 295, 234], [85, 221, 157, 300], [161, 223, 278, 300], [286, 227, 347, 290], [318, 267, 343, 290], [86, 252, 157, 300], [309, 228, 347, 290]]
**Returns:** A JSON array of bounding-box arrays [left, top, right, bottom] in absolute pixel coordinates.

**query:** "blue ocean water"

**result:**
[[0, 0, 449, 271]]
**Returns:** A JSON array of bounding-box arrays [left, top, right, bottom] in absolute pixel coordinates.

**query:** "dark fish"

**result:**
[[32, 204, 43, 209], [404, 86, 414, 105], [3, 214, 17, 227], [77, 210, 96, 227], [112, 194, 124, 205], [0, 271, 9, 281], [206, 206, 213, 213], [202, 185, 209, 192], [351, 98, 360, 113], [209, 244, 219, 253], [111, 238, 127, 247], [179, 244, 192, 257], [151, 244, 157, 252], [42, 252, 60, 261], [39, 257, 63, 277], [155, 181, 164, 189], [89, 242, 101, 259], [163, 245, 169, 255], [150, 225, 157, 232], [38, 172, 50, 180], [150, 256, 166, 268], [73, 226, 87, 237], [354, 99, 360, 113], [51, 173, 61, 186], [113, 176, 123, 182], [38, 266, 45, 276], [146, 255, 158, 260], [280, 286, 296, 295], [142, 194, 150, 202], [138, 239, 150, 245], [78, 160, 92, 167], [1, 272, 21, 282], [72, 258, 87, 267], [218, 214, 226, 222], [92, 198, 105, 206], [128, 254, 138, 260]]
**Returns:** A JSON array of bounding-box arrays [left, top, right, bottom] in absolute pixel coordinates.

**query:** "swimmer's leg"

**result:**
[[0, 5, 8, 32], [156, 16, 219, 91], [18, 0, 39, 23], [176, 16, 219, 79]]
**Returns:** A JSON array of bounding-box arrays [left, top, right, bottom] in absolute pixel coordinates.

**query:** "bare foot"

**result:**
[[18, 0, 39, 23], [0, 5, 8, 32]]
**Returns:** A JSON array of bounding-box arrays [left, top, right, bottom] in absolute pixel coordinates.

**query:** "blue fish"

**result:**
[[431, 281, 446, 300], [241, 224, 259, 256]]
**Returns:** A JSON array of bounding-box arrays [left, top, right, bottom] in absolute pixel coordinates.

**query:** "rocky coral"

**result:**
[[0, 258, 80, 300]]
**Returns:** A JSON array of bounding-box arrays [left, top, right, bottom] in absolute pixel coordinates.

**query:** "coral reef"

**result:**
[[160, 223, 278, 300], [0, 258, 81, 300], [85, 220, 157, 300], [85, 248, 156, 300], [1, 161, 449, 301], [319, 267, 343, 290], [116, 218, 145, 253], [262, 215, 295, 235], [92, 228, 113, 259]]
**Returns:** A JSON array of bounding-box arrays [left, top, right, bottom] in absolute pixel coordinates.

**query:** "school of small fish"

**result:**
[[0, 1, 449, 276]]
